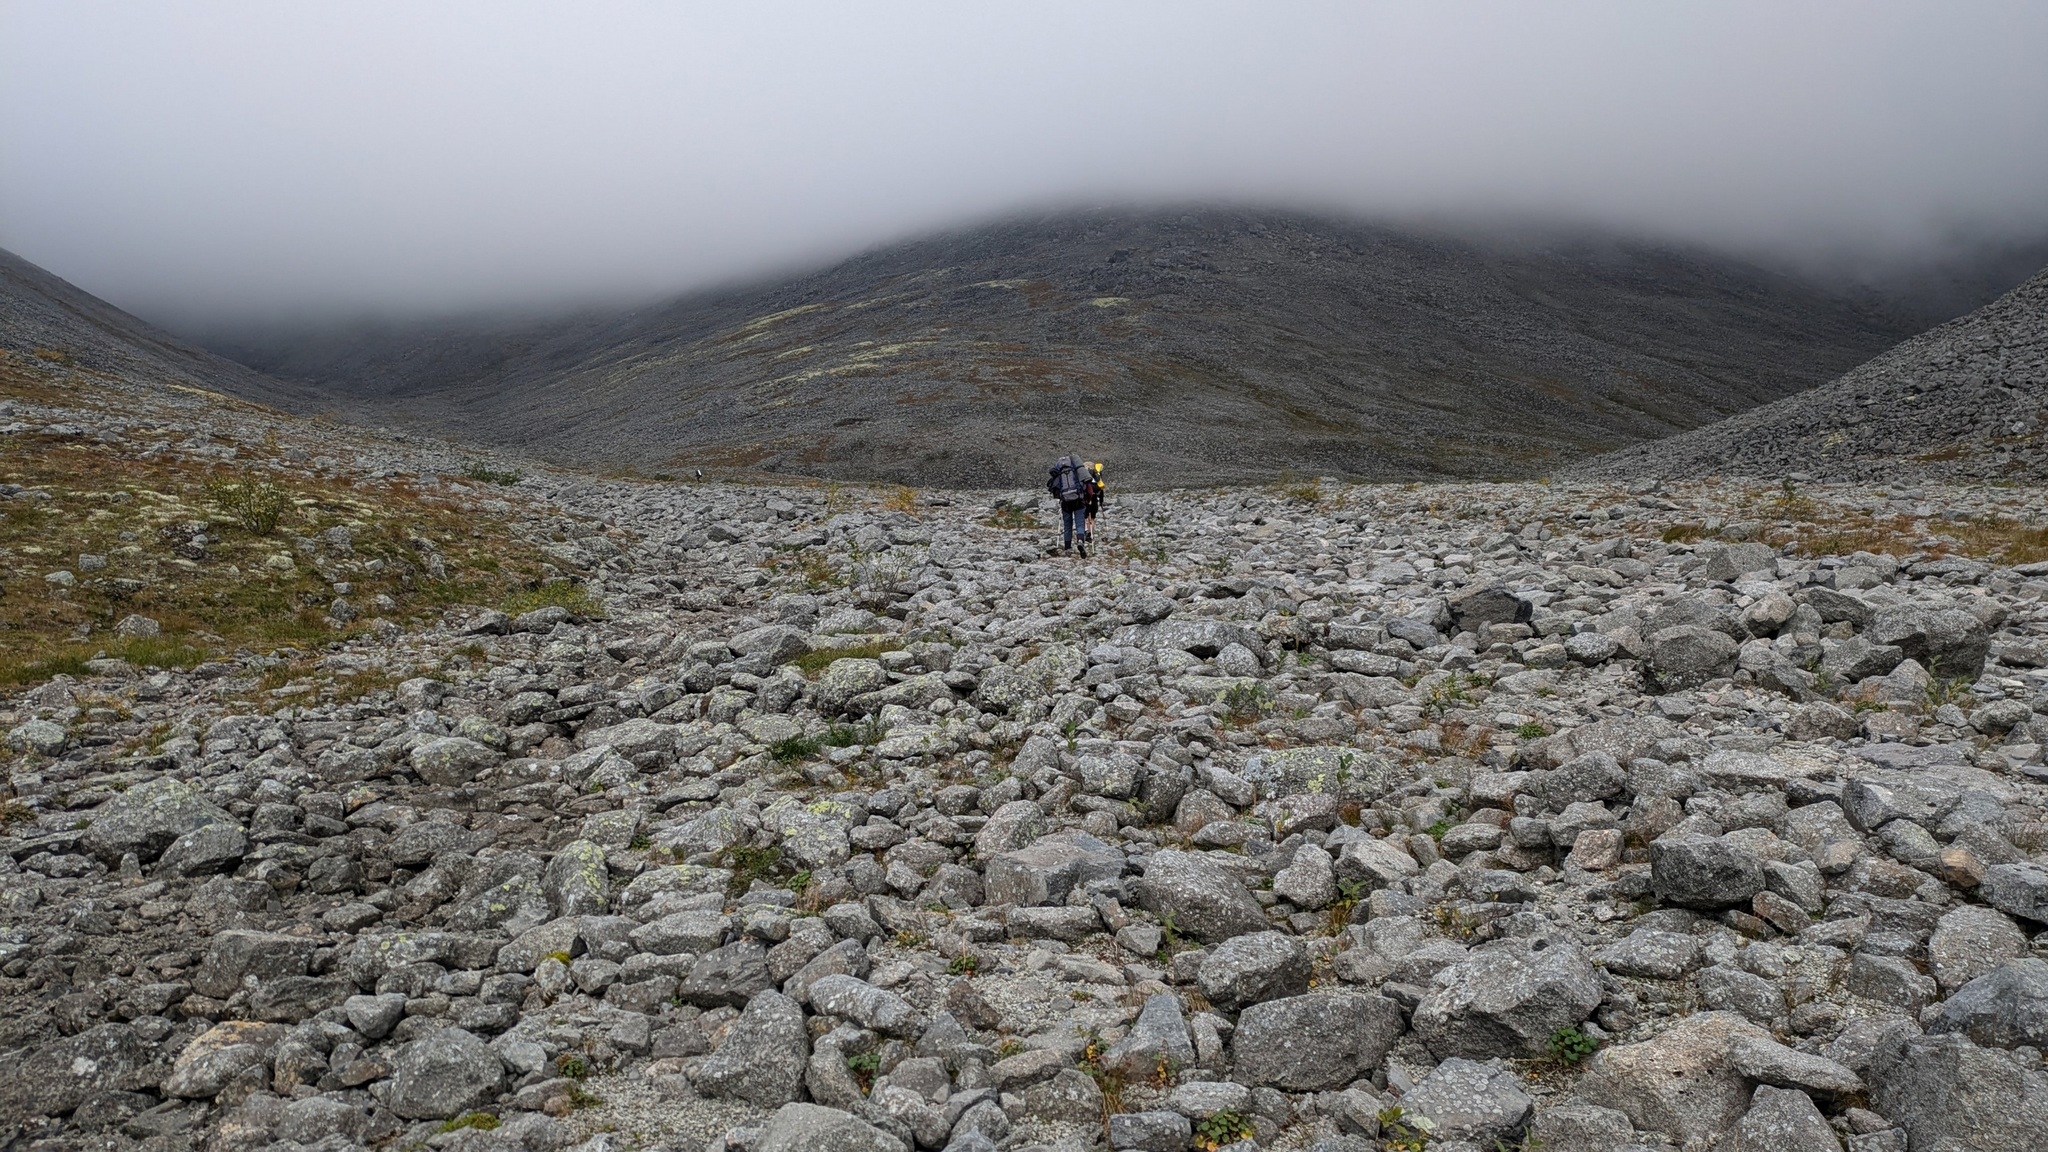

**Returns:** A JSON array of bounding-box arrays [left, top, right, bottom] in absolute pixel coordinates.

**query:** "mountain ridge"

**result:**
[[196, 208, 1955, 487], [1567, 263, 2048, 483]]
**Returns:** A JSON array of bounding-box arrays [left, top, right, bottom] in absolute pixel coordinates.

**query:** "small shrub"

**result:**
[[721, 844, 783, 895], [1194, 1110, 1257, 1151], [1325, 878, 1367, 934], [555, 1054, 589, 1080], [1377, 1105, 1435, 1150], [437, 1113, 500, 1134], [1221, 680, 1273, 722], [980, 501, 1037, 530], [947, 953, 981, 976], [1426, 819, 1454, 841], [462, 461, 523, 486], [1514, 721, 1548, 740], [1549, 1025, 1599, 1064], [205, 474, 293, 535], [1077, 1030, 1126, 1137], [846, 1051, 880, 1092], [769, 734, 822, 764]]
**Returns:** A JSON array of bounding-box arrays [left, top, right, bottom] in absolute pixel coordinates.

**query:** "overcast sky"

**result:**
[[3, 1, 2046, 328]]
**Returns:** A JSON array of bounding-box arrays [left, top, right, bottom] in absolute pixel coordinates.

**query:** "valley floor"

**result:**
[[3, 351, 2048, 1152]]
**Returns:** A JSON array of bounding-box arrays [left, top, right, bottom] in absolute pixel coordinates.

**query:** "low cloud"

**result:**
[[3, 1, 2045, 327]]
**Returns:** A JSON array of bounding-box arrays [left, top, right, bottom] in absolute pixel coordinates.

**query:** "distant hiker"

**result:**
[[1046, 453, 1091, 556], [1083, 461, 1105, 545]]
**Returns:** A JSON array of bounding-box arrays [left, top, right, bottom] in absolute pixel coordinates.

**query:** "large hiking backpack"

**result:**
[[1051, 455, 1088, 503]]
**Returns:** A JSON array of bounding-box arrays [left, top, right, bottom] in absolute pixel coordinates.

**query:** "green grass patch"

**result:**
[[792, 642, 894, 676], [502, 581, 603, 618], [769, 734, 822, 764], [461, 462, 524, 486], [0, 634, 212, 686], [720, 844, 786, 896]]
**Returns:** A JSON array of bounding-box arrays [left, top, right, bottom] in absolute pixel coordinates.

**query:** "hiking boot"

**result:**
[[1077, 542, 1087, 558]]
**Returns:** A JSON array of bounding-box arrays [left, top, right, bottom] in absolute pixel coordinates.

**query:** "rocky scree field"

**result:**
[[5, 350, 2048, 1152], [1571, 263, 2048, 485]]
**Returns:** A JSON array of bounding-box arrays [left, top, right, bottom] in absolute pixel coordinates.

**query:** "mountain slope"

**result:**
[[0, 249, 324, 411], [206, 209, 1936, 487], [1568, 264, 2048, 483]]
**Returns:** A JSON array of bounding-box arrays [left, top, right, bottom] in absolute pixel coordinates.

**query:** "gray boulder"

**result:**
[[1133, 849, 1269, 943], [0, 1025, 151, 1121], [1411, 936, 1602, 1059], [1198, 931, 1309, 1010], [630, 909, 729, 956], [162, 1020, 286, 1099], [1579, 1012, 1772, 1148], [1272, 843, 1336, 910], [1819, 637, 1905, 683], [806, 975, 920, 1036], [1449, 582, 1532, 632], [1526, 1102, 1637, 1152], [1868, 604, 1990, 679], [1868, 1031, 2048, 1152], [1723, 1085, 1839, 1152], [1804, 586, 1874, 627], [1651, 835, 1764, 909], [81, 776, 236, 865], [680, 940, 772, 1007], [1649, 625, 1739, 688], [693, 991, 810, 1107], [1231, 992, 1405, 1090], [1983, 861, 2048, 923], [814, 659, 889, 715], [1523, 751, 1628, 808], [1649, 623, 1741, 689], [732, 624, 812, 665], [409, 736, 501, 786], [1729, 1034, 1863, 1097], [1398, 1057, 1534, 1146], [1107, 1110, 1192, 1152], [155, 822, 249, 877], [444, 852, 550, 934], [192, 929, 315, 999], [1596, 929, 1702, 981], [1103, 992, 1196, 1079], [1331, 836, 1421, 892], [983, 830, 1122, 907], [755, 1102, 907, 1152], [1703, 542, 1778, 582], [542, 839, 611, 917], [1930, 905, 2030, 993], [1926, 959, 2048, 1050], [1121, 589, 1176, 624], [387, 1028, 506, 1120]]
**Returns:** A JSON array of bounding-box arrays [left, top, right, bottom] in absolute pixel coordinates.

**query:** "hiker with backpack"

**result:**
[[1046, 453, 1092, 556], [1082, 461, 1105, 546]]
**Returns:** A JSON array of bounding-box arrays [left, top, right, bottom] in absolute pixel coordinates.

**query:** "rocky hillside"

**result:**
[[6, 332, 2048, 1151], [203, 210, 1938, 487], [1571, 264, 2048, 484], [0, 250, 325, 413]]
